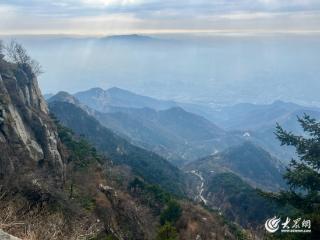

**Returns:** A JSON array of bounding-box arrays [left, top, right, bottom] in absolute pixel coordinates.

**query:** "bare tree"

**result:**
[[5, 40, 43, 76], [6, 40, 30, 64], [30, 59, 43, 76]]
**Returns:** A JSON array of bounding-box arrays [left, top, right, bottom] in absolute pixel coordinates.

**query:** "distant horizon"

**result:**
[[2, 30, 320, 38], [44, 85, 320, 108], [2, 34, 317, 107], [1, 28, 319, 108]]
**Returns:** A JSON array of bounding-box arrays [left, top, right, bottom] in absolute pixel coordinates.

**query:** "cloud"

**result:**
[[2, 1, 320, 17], [0, 0, 320, 35], [80, 0, 142, 7]]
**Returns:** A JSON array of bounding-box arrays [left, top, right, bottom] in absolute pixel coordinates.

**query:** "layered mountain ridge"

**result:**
[[57, 89, 243, 163], [74, 87, 178, 112], [0, 56, 240, 239], [48, 100, 186, 195], [69, 87, 320, 164]]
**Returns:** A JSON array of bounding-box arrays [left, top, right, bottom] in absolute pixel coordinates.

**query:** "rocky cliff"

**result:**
[[0, 58, 64, 185]]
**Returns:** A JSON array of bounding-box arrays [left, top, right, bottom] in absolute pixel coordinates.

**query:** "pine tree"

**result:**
[[273, 114, 320, 238], [275, 114, 320, 212], [156, 222, 178, 240], [160, 200, 182, 225]]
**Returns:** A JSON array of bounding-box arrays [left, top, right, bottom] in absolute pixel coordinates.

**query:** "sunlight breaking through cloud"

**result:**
[[0, 0, 319, 35]]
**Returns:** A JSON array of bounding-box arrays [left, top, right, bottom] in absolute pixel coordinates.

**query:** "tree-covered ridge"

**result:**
[[54, 118, 237, 240], [185, 141, 285, 191], [53, 110, 243, 240], [45, 116, 183, 239], [49, 101, 186, 196], [129, 178, 182, 240], [206, 172, 294, 230], [56, 120, 103, 169]]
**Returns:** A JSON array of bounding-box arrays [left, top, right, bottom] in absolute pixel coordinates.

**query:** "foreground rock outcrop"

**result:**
[[0, 229, 21, 240], [0, 59, 64, 185]]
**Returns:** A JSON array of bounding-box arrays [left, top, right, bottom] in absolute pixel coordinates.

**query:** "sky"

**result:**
[[1, 0, 320, 35], [1, 1, 320, 106]]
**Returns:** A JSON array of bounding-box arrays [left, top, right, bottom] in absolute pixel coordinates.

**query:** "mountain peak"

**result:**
[[161, 106, 189, 115], [107, 86, 130, 94], [48, 91, 80, 105], [223, 141, 272, 159], [88, 87, 105, 93], [271, 100, 300, 108], [75, 87, 105, 99], [53, 91, 72, 97], [75, 86, 177, 112]]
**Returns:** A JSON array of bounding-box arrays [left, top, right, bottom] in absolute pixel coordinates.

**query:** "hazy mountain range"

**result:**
[[10, 34, 320, 106], [48, 86, 320, 164], [48, 89, 242, 164], [46, 86, 312, 192], [1, 52, 309, 238], [46, 86, 295, 234], [42, 71, 320, 238]]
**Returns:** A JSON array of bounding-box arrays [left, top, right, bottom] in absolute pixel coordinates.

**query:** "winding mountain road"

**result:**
[[189, 170, 208, 205]]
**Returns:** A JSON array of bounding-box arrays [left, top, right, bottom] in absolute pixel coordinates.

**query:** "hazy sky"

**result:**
[[1, 0, 320, 35], [1, 1, 320, 106]]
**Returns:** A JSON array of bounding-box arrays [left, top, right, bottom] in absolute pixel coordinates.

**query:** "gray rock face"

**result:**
[[0, 60, 64, 183], [0, 230, 22, 240]]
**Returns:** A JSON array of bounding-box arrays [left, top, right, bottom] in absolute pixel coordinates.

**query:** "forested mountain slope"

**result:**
[[0, 50, 239, 240], [49, 100, 186, 195], [186, 142, 285, 191]]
